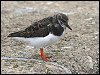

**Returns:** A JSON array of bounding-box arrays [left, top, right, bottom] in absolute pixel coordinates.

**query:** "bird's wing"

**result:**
[[8, 17, 53, 38]]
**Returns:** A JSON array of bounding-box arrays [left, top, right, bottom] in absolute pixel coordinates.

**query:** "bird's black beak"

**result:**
[[67, 24, 72, 30], [66, 23, 72, 30]]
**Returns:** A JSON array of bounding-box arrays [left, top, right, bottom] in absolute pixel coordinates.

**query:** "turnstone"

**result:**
[[8, 13, 72, 61]]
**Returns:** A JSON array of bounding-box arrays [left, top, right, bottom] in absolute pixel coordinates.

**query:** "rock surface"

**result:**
[[1, 1, 99, 74]]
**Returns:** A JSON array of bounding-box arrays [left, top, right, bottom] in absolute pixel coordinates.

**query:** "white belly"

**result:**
[[14, 32, 65, 48]]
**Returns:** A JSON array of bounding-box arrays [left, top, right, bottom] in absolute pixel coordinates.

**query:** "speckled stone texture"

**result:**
[[1, 1, 99, 74]]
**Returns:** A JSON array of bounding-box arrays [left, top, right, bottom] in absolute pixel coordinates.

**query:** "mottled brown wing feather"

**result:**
[[25, 16, 52, 32], [8, 26, 50, 38], [8, 17, 52, 38], [24, 26, 50, 37]]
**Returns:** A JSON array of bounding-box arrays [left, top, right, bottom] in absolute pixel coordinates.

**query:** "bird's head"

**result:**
[[54, 13, 72, 30]]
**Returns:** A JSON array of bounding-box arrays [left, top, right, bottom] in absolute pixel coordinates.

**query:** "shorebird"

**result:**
[[8, 13, 72, 61]]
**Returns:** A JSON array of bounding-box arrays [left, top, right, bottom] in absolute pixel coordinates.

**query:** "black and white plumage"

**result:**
[[8, 13, 72, 48]]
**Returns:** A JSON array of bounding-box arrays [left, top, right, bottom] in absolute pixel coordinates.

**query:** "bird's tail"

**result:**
[[8, 31, 24, 37]]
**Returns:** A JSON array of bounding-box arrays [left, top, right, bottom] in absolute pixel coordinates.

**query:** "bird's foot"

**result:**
[[40, 48, 51, 62]]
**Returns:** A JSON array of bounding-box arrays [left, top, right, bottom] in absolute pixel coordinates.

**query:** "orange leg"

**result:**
[[40, 48, 49, 62]]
